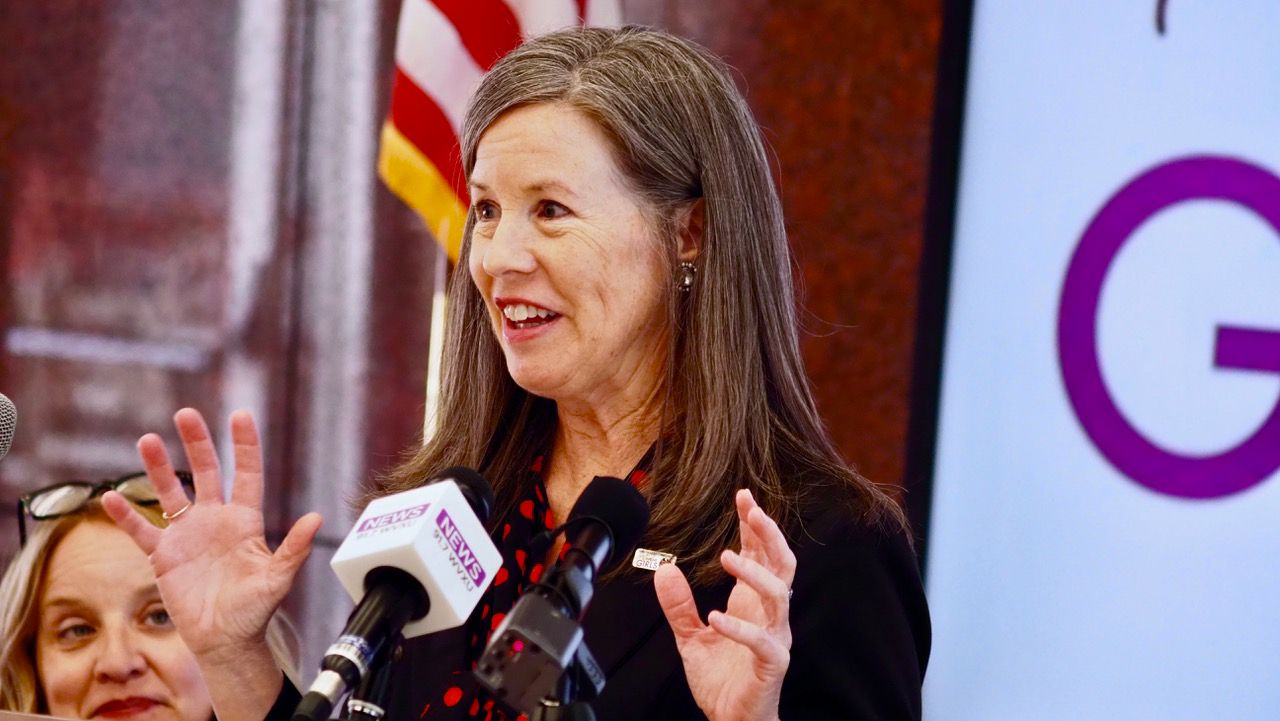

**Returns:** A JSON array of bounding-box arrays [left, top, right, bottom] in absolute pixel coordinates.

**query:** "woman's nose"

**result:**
[[479, 216, 538, 277], [94, 626, 147, 682]]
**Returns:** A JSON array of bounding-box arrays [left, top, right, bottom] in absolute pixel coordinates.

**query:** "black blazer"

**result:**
[[374, 493, 931, 720]]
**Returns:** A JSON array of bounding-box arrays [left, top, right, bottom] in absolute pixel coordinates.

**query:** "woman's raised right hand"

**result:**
[[102, 408, 322, 716]]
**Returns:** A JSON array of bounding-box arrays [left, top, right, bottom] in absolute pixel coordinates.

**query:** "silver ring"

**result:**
[[787, 588, 794, 600], [162, 503, 192, 521]]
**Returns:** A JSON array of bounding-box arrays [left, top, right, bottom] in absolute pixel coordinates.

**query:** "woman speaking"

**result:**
[[104, 25, 930, 721]]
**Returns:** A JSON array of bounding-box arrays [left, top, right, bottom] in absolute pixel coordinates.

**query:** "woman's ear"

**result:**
[[677, 198, 704, 262]]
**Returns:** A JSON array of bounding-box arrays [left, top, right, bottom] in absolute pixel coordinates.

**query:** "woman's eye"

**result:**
[[57, 623, 95, 642], [145, 608, 173, 627], [474, 201, 499, 221], [537, 201, 569, 220]]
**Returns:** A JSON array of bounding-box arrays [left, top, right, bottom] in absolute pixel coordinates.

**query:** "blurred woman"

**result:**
[[0, 473, 299, 720]]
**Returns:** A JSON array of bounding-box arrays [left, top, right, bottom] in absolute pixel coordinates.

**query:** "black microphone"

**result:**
[[538, 476, 650, 618], [293, 467, 498, 721], [474, 476, 650, 713], [0, 393, 16, 462]]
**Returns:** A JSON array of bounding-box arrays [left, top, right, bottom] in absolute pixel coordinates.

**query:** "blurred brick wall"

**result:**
[[627, 0, 941, 498]]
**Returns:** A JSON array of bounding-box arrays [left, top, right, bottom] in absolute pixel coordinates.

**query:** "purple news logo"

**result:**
[[436, 508, 487, 586], [1058, 155, 1280, 499], [357, 502, 432, 533]]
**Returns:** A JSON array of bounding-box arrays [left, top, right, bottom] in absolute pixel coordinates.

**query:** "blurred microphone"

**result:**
[[293, 468, 502, 721], [475, 476, 650, 713], [0, 393, 16, 461]]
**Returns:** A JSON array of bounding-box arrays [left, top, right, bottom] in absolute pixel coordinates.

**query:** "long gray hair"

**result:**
[[379, 25, 906, 584]]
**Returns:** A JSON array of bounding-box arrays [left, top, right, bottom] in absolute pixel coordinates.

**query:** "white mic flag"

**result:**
[[329, 478, 502, 638]]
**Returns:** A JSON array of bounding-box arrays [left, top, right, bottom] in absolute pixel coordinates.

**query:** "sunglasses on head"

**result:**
[[16, 470, 194, 547]]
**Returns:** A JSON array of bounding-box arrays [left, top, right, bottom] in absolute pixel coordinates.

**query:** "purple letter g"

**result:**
[[1058, 155, 1280, 499]]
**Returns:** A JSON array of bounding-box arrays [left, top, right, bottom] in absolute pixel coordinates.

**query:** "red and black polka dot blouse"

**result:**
[[418, 453, 650, 721]]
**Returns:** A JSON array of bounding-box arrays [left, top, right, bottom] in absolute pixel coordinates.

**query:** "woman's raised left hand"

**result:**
[[655, 489, 797, 721]]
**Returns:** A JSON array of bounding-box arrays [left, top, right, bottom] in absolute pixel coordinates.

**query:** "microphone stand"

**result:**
[[530, 642, 603, 721], [344, 635, 401, 721], [531, 687, 595, 720]]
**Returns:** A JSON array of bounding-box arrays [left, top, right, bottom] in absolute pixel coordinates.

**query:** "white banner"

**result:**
[[924, 2, 1280, 719]]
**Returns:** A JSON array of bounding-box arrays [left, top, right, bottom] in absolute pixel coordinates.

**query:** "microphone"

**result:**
[[0, 393, 16, 462], [293, 467, 502, 721], [346, 650, 395, 721], [474, 476, 650, 713]]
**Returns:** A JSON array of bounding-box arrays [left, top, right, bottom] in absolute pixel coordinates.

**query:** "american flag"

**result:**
[[378, 0, 622, 261]]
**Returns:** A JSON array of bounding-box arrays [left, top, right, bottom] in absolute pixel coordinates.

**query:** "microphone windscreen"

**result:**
[[0, 393, 15, 461], [567, 476, 650, 572], [435, 466, 495, 523]]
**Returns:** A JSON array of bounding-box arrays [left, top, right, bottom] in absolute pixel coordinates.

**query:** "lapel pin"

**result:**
[[632, 548, 677, 571]]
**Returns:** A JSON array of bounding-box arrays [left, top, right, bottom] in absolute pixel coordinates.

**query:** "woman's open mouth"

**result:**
[[501, 302, 560, 330]]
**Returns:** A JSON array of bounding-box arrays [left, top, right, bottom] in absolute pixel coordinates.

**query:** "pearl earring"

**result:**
[[678, 261, 697, 291]]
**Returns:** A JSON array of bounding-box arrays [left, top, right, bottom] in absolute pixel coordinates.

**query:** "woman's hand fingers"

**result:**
[[137, 433, 195, 516], [228, 409, 265, 510], [655, 562, 706, 640], [174, 407, 225, 505], [736, 490, 797, 588], [665, 495, 797, 721], [101, 490, 163, 555], [707, 610, 790, 673], [271, 511, 323, 581], [720, 550, 791, 629], [747, 506, 796, 587], [735, 490, 767, 564]]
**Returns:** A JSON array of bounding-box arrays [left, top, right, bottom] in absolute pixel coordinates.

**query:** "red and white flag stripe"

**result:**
[[378, 0, 620, 260]]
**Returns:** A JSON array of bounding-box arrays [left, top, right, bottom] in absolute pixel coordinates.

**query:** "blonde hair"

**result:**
[[0, 500, 302, 713]]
